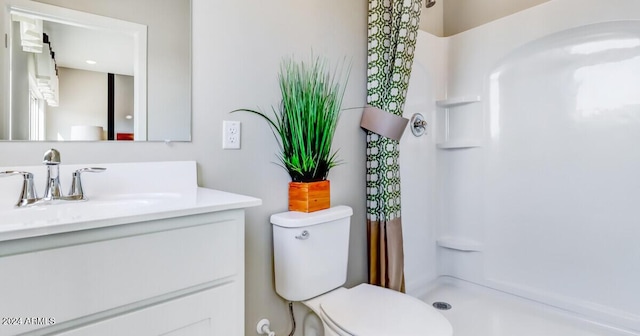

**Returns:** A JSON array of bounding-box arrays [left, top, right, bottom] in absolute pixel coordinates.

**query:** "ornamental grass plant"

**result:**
[[233, 56, 349, 182]]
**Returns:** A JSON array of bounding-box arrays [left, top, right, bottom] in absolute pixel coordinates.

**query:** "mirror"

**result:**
[[1, 0, 191, 141]]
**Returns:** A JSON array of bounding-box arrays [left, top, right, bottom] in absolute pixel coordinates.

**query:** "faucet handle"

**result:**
[[0, 171, 39, 207], [68, 167, 106, 200]]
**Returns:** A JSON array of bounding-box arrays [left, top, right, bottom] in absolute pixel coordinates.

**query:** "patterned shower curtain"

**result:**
[[366, 0, 422, 292]]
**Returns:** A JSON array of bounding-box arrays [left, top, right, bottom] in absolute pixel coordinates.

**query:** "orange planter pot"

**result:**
[[288, 180, 330, 213]]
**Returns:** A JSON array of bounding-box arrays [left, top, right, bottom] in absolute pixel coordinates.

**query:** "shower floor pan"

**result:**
[[420, 277, 637, 336]]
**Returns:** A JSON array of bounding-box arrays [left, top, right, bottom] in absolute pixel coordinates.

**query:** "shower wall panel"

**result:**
[[400, 30, 448, 297], [436, 0, 640, 332]]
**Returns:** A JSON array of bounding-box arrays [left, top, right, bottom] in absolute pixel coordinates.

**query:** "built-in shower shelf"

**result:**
[[436, 96, 482, 108], [437, 237, 483, 252], [436, 139, 483, 149]]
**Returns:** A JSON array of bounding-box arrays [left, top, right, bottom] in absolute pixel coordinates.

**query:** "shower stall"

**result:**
[[400, 0, 640, 334]]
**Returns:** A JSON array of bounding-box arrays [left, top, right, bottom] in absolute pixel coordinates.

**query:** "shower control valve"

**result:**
[[410, 113, 428, 137]]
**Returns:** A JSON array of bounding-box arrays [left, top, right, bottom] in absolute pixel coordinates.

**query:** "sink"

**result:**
[[0, 188, 252, 241], [0, 161, 261, 242], [0, 193, 179, 229]]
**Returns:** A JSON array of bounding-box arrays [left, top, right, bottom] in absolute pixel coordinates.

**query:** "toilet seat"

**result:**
[[319, 284, 452, 336]]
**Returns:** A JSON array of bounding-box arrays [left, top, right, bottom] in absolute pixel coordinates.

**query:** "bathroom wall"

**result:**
[[433, 0, 640, 332], [443, 0, 550, 36], [114, 74, 134, 136], [0, 0, 368, 335], [419, 0, 444, 37], [0, 6, 5, 139], [45, 69, 133, 141], [47, 67, 108, 141], [419, 0, 553, 37], [9, 20, 29, 140]]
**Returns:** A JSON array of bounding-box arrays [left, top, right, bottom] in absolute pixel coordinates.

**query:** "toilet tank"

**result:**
[[271, 205, 353, 302]]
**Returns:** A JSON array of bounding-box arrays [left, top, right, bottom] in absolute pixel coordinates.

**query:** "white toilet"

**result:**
[[271, 205, 453, 336]]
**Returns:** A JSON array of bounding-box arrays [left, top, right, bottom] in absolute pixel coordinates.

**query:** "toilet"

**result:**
[[271, 205, 453, 336]]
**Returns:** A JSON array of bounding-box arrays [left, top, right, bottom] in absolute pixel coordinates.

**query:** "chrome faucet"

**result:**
[[42, 148, 63, 201], [0, 149, 106, 207]]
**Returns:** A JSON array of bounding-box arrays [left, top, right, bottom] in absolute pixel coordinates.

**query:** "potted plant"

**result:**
[[233, 56, 349, 212]]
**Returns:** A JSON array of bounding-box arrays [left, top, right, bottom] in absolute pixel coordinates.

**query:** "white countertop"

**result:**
[[0, 161, 262, 242], [0, 188, 261, 242]]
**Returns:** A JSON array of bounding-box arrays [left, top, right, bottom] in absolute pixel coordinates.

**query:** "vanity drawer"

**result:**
[[55, 282, 240, 336], [0, 212, 242, 335]]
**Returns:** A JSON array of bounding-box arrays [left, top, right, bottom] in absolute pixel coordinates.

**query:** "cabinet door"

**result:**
[[0, 214, 240, 334], [55, 282, 240, 336]]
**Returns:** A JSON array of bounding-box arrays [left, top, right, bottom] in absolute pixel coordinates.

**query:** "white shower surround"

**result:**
[[401, 0, 640, 333]]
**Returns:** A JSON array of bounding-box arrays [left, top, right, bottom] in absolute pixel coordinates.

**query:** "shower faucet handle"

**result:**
[[68, 167, 107, 200], [0, 171, 40, 207]]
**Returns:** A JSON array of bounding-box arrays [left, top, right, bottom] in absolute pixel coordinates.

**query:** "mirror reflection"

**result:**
[[1, 0, 191, 142]]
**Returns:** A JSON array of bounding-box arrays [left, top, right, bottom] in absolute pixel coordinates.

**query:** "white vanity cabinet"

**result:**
[[0, 209, 247, 336], [0, 161, 260, 336], [0, 205, 260, 336]]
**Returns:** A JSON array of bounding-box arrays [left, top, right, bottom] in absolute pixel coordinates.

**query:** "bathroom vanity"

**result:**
[[0, 161, 261, 336]]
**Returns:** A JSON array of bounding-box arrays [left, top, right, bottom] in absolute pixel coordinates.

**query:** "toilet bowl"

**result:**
[[303, 284, 452, 336], [271, 206, 452, 336]]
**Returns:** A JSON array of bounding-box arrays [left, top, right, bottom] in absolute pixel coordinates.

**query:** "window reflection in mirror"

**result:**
[[1, 0, 191, 142]]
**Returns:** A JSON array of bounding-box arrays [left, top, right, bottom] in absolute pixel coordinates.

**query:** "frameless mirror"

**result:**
[[1, 0, 191, 141]]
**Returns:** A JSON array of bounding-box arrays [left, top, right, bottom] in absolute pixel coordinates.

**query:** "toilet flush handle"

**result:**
[[295, 230, 310, 240]]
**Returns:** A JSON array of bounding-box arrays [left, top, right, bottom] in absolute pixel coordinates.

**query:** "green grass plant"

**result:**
[[233, 56, 349, 182]]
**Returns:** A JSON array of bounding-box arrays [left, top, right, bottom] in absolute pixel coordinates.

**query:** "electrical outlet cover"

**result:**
[[222, 120, 241, 149]]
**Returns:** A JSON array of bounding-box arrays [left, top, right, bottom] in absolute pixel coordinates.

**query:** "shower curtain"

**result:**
[[366, 0, 422, 292]]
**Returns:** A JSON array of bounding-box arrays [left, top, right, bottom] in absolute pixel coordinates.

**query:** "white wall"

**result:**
[[443, 0, 550, 36], [0, 1, 368, 335], [419, 0, 551, 37], [47, 67, 107, 141], [10, 20, 29, 140], [114, 74, 134, 136], [44, 70, 134, 140], [419, 0, 444, 37], [0, 5, 7, 139]]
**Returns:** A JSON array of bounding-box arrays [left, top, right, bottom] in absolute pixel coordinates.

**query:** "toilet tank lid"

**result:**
[[271, 205, 353, 228]]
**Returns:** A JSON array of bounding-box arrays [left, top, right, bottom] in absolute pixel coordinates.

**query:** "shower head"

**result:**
[[426, 0, 436, 8]]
